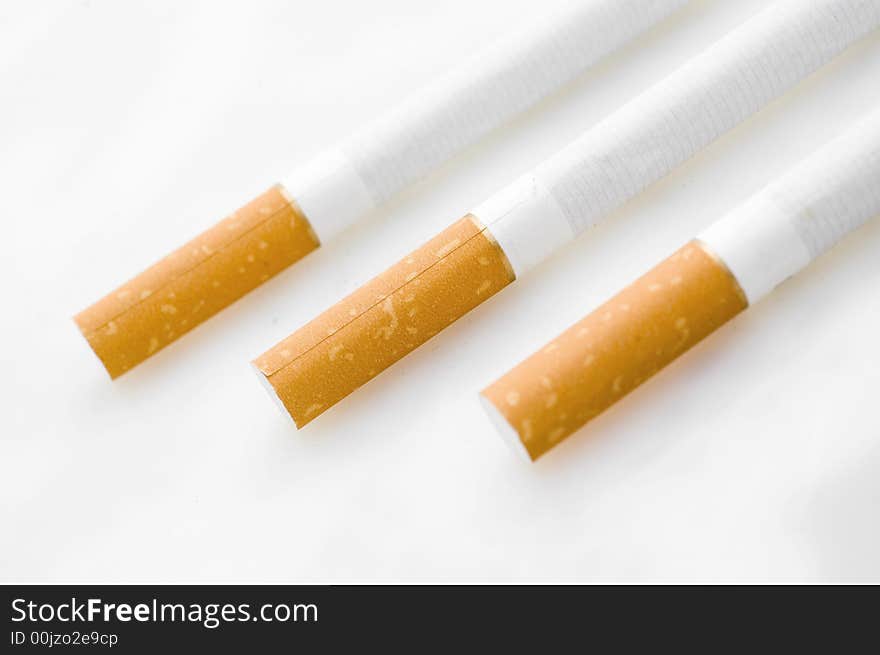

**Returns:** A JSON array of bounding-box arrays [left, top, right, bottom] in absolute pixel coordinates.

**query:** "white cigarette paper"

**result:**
[[700, 108, 880, 304], [282, 0, 689, 242], [475, 0, 880, 276]]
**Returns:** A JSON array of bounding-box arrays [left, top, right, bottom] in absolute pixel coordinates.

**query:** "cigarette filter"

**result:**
[[77, 0, 685, 377], [255, 0, 879, 425], [482, 108, 880, 461], [75, 187, 318, 378], [254, 216, 514, 426]]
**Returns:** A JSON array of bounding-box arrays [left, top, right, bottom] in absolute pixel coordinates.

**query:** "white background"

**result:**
[[2, 0, 879, 583]]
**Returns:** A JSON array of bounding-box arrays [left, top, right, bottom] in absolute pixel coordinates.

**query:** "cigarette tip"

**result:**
[[478, 392, 533, 464], [72, 315, 117, 380], [251, 361, 301, 429]]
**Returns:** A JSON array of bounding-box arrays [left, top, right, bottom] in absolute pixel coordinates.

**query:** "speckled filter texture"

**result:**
[[75, 185, 320, 378], [254, 216, 515, 427], [481, 240, 748, 461]]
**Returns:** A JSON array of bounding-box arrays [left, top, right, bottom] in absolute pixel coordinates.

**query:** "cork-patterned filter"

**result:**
[[254, 216, 515, 427], [481, 240, 748, 461], [75, 186, 320, 378]]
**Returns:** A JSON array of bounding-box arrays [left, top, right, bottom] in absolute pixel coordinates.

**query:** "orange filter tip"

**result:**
[[253, 215, 515, 427], [75, 185, 320, 379], [480, 240, 748, 461]]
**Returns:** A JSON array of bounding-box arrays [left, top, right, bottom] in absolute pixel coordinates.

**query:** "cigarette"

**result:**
[[76, 0, 686, 378], [481, 108, 880, 461], [255, 0, 879, 425]]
